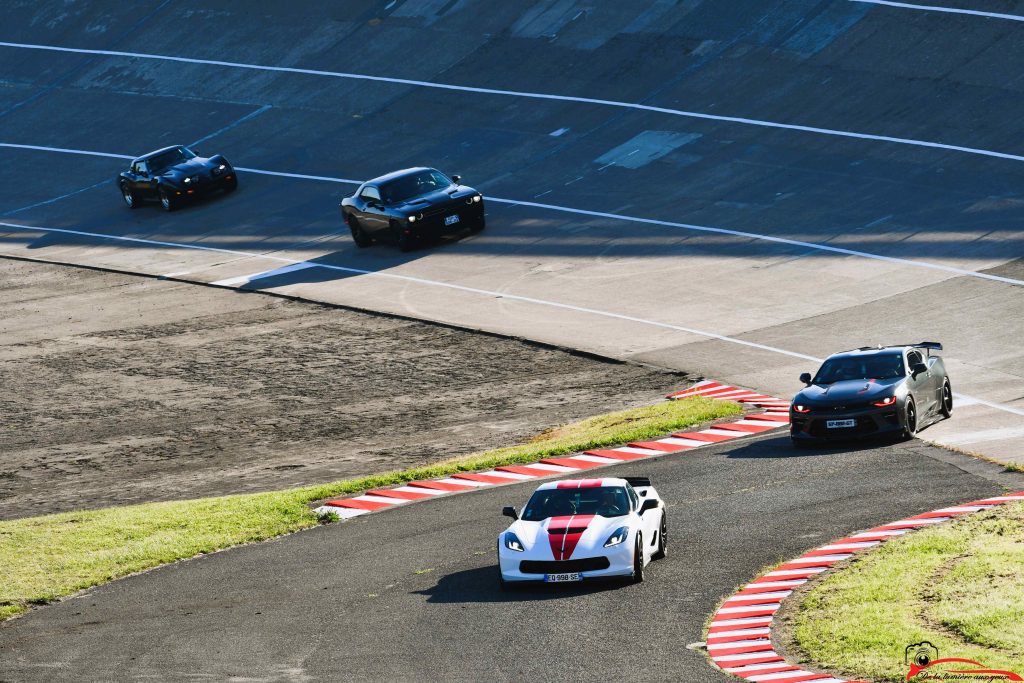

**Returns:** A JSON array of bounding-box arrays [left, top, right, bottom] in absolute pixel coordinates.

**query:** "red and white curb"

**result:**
[[314, 380, 789, 519], [706, 491, 1024, 683]]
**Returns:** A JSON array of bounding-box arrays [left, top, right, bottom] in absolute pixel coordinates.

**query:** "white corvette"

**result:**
[[497, 476, 667, 586]]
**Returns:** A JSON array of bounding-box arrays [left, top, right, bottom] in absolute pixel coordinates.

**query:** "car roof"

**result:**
[[534, 478, 628, 491], [826, 347, 906, 360], [134, 145, 186, 163], [363, 167, 435, 185]]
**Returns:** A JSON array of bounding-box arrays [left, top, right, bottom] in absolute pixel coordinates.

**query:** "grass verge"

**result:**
[[0, 395, 740, 621], [792, 500, 1024, 680]]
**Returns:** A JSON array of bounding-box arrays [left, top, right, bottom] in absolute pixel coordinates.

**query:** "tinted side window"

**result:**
[[134, 161, 148, 175], [626, 485, 639, 511], [360, 186, 380, 201], [907, 351, 923, 369]]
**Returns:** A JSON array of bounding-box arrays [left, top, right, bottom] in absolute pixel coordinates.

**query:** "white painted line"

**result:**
[[211, 261, 318, 286], [724, 662, 795, 675], [315, 505, 368, 519], [351, 494, 406, 505], [787, 554, 852, 564], [711, 616, 774, 629], [880, 517, 948, 527], [711, 651, 781, 664], [701, 428, 746, 437], [725, 590, 792, 602], [708, 627, 771, 640], [2, 218, 1021, 419], [734, 419, 785, 427], [569, 454, 624, 464], [549, 127, 569, 136], [933, 505, 988, 514], [818, 541, 880, 551], [435, 477, 491, 487], [512, 463, 577, 473], [849, 529, 910, 538], [4, 143, 1022, 291], [478, 470, 534, 480], [764, 567, 827, 577], [977, 495, 1024, 503], [850, 0, 1024, 21], [743, 580, 807, 590], [6, 41, 1024, 165], [707, 639, 772, 651], [716, 603, 782, 615], [657, 437, 711, 447], [611, 446, 666, 456], [392, 485, 446, 496]]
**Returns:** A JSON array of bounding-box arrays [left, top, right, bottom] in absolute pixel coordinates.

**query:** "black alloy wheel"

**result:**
[[121, 183, 137, 209], [940, 378, 953, 418], [349, 216, 372, 247], [653, 513, 667, 560], [632, 533, 645, 584]]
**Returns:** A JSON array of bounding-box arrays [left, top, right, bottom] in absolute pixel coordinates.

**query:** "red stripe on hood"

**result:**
[[547, 515, 595, 560]]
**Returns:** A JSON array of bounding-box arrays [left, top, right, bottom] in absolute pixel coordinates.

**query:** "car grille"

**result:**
[[519, 557, 611, 574]]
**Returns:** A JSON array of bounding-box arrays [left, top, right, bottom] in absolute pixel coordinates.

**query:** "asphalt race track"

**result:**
[[3, 436, 1022, 682], [1, 2, 1023, 681]]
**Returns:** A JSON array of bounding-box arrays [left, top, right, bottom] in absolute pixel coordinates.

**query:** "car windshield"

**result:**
[[521, 486, 630, 521], [813, 354, 905, 383], [379, 170, 451, 204], [148, 146, 197, 173]]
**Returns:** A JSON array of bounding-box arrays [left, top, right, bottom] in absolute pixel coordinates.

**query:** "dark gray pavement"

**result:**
[[2, 435, 1021, 682]]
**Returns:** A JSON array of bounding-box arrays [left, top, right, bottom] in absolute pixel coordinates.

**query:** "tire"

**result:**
[[903, 397, 918, 439], [120, 183, 138, 209], [632, 533, 645, 584], [653, 512, 667, 560], [349, 216, 372, 248], [224, 177, 238, 193], [159, 188, 177, 212], [470, 217, 485, 234], [392, 220, 414, 253], [939, 378, 953, 419]]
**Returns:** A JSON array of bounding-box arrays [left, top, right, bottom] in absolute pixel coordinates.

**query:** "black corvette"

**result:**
[[790, 343, 953, 445], [340, 167, 485, 252], [118, 145, 237, 211]]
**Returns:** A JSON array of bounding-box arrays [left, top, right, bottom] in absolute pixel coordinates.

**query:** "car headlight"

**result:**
[[792, 404, 811, 413], [872, 395, 897, 407], [408, 213, 423, 223], [603, 526, 629, 547], [183, 177, 191, 184], [473, 194, 481, 202], [504, 532, 525, 552], [218, 164, 227, 170]]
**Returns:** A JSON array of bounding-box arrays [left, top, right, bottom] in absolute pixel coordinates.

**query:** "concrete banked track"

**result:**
[[1, 1, 1023, 680]]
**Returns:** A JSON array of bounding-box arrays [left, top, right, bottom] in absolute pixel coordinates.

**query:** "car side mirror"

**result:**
[[799, 372, 812, 386], [502, 506, 518, 520], [639, 499, 658, 515], [451, 175, 461, 184], [911, 362, 928, 377]]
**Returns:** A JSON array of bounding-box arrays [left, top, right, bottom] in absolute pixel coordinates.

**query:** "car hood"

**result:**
[[395, 186, 470, 210], [506, 514, 627, 560], [159, 158, 211, 179], [796, 377, 902, 405]]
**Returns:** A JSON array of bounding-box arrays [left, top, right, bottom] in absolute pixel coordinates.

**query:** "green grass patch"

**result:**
[[0, 395, 739, 621], [793, 500, 1024, 680]]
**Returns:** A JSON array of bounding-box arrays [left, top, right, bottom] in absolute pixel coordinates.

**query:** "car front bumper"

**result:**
[[498, 541, 634, 583], [409, 201, 485, 238], [790, 403, 904, 441]]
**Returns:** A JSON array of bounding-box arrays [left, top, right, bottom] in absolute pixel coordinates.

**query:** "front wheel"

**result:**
[[120, 183, 138, 209], [653, 513, 667, 560], [939, 378, 953, 418], [903, 398, 918, 439], [632, 533, 645, 584], [224, 177, 238, 193], [159, 188, 177, 212], [392, 220, 414, 253]]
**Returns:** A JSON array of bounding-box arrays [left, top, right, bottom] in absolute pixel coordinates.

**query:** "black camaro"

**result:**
[[790, 343, 953, 445], [118, 145, 237, 211], [340, 167, 485, 251]]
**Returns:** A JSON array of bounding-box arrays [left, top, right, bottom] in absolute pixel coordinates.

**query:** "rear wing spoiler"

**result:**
[[624, 476, 651, 489], [910, 341, 942, 355]]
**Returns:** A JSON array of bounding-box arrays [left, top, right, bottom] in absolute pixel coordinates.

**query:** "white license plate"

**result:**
[[444, 214, 460, 226], [544, 572, 581, 583], [826, 419, 856, 429]]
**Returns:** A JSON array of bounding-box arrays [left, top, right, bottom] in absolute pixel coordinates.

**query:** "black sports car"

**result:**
[[790, 343, 953, 445], [340, 167, 485, 252], [118, 145, 237, 211]]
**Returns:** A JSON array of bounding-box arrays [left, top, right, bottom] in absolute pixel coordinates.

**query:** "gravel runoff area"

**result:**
[[0, 258, 689, 520]]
